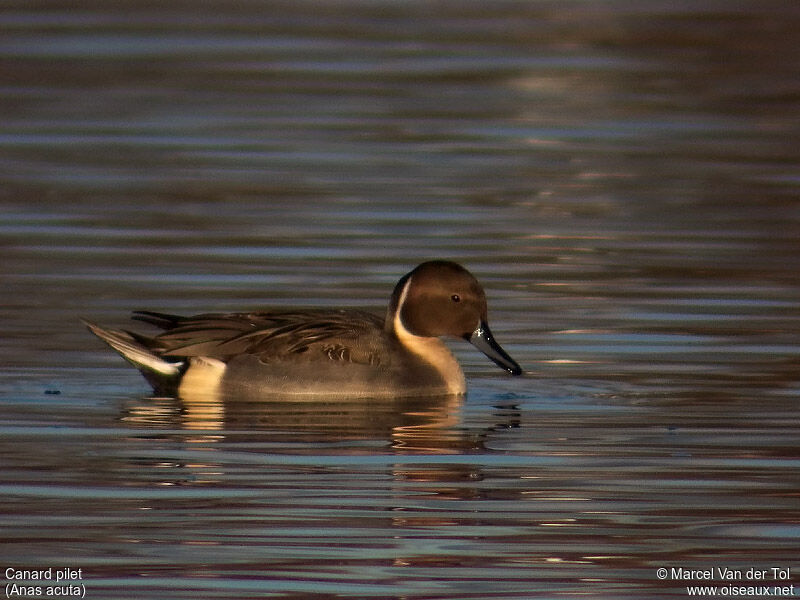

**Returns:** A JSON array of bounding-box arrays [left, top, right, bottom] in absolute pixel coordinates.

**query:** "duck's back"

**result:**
[[141, 309, 387, 365]]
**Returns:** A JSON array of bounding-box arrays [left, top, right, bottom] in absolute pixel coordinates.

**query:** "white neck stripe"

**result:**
[[392, 274, 414, 337]]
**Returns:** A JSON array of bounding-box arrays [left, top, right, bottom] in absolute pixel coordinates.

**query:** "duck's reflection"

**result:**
[[119, 388, 523, 511], [122, 390, 474, 451], [118, 390, 524, 563], [120, 389, 519, 462]]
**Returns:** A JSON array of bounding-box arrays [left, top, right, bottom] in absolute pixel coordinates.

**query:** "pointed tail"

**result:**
[[81, 319, 184, 393]]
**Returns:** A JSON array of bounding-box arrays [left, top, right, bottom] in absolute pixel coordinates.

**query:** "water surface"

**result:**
[[1, 1, 799, 598]]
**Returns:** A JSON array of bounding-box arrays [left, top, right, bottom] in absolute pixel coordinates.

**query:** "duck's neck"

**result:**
[[388, 280, 465, 394], [394, 326, 466, 395]]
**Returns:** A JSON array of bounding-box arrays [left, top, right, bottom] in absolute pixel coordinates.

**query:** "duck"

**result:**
[[83, 260, 521, 399]]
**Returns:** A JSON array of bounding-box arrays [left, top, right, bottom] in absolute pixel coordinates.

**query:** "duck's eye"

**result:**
[[451, 294, 461, 303]]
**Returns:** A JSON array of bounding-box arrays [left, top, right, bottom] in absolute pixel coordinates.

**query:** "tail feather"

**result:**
[[81, 319, 184, 393], [131, 311, 185, 330]]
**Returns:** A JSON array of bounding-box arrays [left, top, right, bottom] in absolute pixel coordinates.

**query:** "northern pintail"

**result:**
[[83, 260, 521, 399]]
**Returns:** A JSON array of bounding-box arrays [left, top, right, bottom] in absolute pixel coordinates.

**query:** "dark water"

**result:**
[[1, 2, 799, 598]]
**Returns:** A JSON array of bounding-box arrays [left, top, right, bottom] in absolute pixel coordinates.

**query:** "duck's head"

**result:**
[[388, 261, 522, 376]]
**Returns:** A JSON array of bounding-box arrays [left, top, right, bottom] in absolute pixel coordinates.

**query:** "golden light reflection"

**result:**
[[390, 394, 464, 454], [180, 392, 226, 444]]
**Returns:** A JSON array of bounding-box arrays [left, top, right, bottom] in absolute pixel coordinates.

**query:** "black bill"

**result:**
[[468, 321, 522, 376]]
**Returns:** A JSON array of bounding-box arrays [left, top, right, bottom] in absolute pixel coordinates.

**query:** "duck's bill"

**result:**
[[468, 321, 522, 376]]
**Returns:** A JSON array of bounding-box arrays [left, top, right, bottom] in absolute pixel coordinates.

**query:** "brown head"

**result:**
[[388, 261, 522, 375]]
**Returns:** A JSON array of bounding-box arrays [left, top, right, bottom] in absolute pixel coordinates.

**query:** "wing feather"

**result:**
[[141, 310, 385, 365]]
